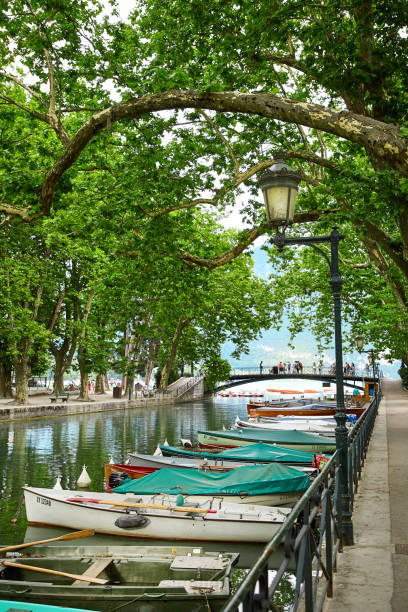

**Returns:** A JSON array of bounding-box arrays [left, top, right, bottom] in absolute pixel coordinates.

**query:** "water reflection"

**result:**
[[0, 398, 249, 546]]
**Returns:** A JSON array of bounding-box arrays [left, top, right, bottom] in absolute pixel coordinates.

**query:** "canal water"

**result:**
[[0, 396, 253, 547], [0, 394, 299, 606]]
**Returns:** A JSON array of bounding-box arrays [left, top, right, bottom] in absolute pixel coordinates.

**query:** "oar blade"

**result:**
[[0, 529, 95, 554]]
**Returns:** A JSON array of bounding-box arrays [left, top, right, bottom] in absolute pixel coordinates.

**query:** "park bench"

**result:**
[[49, 392, 70, 403]]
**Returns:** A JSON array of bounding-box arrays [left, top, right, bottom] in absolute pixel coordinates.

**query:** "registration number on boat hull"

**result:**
[[36, 496, 51, 506]]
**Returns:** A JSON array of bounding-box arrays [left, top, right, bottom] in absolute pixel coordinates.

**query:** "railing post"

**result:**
[[330, 227, 353, 545]]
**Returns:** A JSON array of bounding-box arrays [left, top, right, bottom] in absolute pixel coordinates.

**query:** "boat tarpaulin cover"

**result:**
[[160, 442, 317, 463], [112, 464, 310, 496], [198, 428, 335, 445]]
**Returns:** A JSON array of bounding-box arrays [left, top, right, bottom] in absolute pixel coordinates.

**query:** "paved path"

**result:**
[[325, 379, 408, 611]]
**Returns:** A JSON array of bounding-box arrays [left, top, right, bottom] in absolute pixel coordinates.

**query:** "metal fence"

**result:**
[[164, 375, 204, 398], [221, 390, 381, 612], [229, 365, 378, 378]]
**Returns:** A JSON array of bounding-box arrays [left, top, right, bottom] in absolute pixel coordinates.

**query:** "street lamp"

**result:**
[[259, 151, 353, 545], [355, 335, 377, 392]]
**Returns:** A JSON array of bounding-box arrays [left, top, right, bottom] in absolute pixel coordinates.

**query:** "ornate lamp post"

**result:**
[[355, 334, 377, 394], [259, 151, 353, 544]]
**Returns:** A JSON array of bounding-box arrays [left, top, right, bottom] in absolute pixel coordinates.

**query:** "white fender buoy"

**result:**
[[180, 438, 192, 448], [222, 424, 226, 430], [153, 444, 162, 456], [109, 455, 115, 464], [163, 438, 169, 446], [77, 465, 91, 488], [124, 458, 130, 465], [53, 475, 63, 490]]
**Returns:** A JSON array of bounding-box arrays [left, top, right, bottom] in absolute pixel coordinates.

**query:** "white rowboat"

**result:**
[[23, 487, 291, 543]]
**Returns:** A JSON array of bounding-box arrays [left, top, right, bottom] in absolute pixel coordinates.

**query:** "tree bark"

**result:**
[[53, 352, 66, 394], [159, 317, 192, 390], [14, 357, 30, 405], [0, 362, 13, 398], [95, 373, 105, 394], [79, 366, 90, 401]]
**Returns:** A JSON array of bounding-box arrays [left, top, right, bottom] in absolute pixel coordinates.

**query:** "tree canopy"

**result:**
[[1, 0, 408, 399]]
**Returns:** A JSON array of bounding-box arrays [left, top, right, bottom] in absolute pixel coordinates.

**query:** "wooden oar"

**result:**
[[0, 529, 95, 554], [2, 560, 108, 585], [67, 497, 217, 514]]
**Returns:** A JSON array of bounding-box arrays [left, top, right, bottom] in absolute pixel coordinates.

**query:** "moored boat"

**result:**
[[110, 464, 311, 506], [247, 403, 365, 419], [0, 601, 90, 612], [159, 442, 319, 465], [23, 486, 292, 543], [234, 416, 340, 437], [0, 544, 238, 611], [197, 428, 337, 453]]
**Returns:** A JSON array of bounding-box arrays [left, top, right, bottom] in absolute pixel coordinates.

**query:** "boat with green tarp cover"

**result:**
[[197, 428, 336, 453], [159, 442, 318, 465], [112, 464, 311, 506]]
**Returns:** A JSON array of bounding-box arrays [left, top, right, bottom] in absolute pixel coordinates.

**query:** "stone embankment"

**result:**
[[0, 377, 205, 422]]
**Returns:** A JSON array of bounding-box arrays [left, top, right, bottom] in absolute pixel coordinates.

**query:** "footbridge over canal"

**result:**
[[216, 365, 376, 392]]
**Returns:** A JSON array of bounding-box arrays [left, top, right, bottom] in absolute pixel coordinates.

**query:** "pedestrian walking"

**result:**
[[313, 361, 317, 375], [259, 361, 263, 375], [287, 361, 291, 373]]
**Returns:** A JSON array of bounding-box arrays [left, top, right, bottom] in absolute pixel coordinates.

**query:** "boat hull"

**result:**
[[0, 545, 238, 612], [197, 432, 336, 453], [23, 487, 290, 543], [247, 405, 365, 419]]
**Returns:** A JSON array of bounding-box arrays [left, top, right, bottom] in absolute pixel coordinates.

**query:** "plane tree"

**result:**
[[1, 0, 408, 366]]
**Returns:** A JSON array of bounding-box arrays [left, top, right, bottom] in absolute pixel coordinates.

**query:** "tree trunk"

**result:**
[[53, 353, 66, 393], [145, 340, 159, 387], [145, 360, 154, 388], [159, 317, 192, 390], [95, 373, 105, 394], [103, 375, 110, 391], [14, 358, 30, 405], [79, 364, 90, 401], [0, 362, 13, 398]]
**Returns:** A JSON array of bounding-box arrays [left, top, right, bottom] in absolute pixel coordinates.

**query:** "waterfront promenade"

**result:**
[[325, 379, 407, 612]]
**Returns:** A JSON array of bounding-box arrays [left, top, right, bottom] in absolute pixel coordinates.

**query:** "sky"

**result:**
[[221, 247, 401, 380]]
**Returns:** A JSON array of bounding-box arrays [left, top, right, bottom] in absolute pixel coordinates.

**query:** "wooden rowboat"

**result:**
[[0, 544, 238, 611], [247, 404, 365, 419], [23, 486, 291, 543]]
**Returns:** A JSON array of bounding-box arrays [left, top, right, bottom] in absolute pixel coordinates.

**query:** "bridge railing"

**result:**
[[229, 365, 378, 378], [221, 392, 380, 611], [164, 375, 204, 398]]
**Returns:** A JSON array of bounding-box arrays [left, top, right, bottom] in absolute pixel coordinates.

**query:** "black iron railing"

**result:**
[[221, 390, 381, 611]]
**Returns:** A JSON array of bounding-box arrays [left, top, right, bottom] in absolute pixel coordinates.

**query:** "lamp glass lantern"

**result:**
[[259, 152, 302, 225], [355, 334, 364, 352]]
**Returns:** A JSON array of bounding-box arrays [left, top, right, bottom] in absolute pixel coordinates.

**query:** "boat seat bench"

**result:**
[[72, 557, 113, 585]]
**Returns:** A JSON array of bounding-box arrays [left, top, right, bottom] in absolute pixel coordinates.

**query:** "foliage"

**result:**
[[203, 357, 231, 392], [1, 0, 408, 389], [398, 363, 408, 390]]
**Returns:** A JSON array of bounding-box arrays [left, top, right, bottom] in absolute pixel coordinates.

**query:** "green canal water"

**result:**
[[0, 397, 251, 546], [0, 396, 296, 607]]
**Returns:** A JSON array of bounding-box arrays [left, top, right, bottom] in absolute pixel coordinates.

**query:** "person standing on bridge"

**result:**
[[287, 361, 291, 373], [313, 362, 317, 375], [259, 361, 263, 375]]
